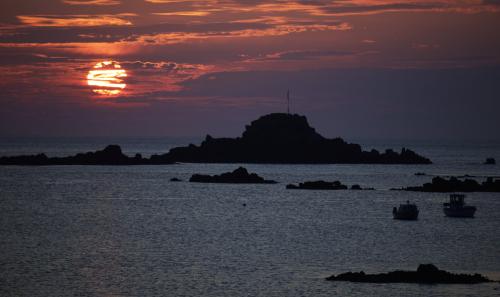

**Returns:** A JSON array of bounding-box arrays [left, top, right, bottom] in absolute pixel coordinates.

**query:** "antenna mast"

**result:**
[[287, 89, 290, 114]]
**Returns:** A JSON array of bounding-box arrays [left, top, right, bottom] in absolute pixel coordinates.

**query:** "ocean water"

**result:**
[[1, 138, 500, 296]]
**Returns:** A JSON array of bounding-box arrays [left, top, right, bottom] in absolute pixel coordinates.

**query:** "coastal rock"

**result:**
[[170, 177, 182, 182], [351, 184, 362, 190], [163, 113, 432, 164], [285, 181, 373, 190], [351, 184, 374, 190], [326, 264, 493, 284], [286, 180, 348, 190], [484, 158, 496, 165], [189, 167, 277, 184], [394, 176, 500, 192], [0, 145, 174, 165]]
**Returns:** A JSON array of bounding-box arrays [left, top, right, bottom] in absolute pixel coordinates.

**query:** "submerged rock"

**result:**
[[189, 167, 277, 184], [394, 176, 500, 192], [326, 264, 493, 284]]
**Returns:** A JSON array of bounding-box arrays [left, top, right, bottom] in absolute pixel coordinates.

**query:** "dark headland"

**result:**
[[162, 113, 431, 164], [0, 113, 431, 165], [326, 264, 494, 284]]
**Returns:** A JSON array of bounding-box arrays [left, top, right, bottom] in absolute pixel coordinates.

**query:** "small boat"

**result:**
[[393, 201, 419, 220], [443, 194, 476, 218]]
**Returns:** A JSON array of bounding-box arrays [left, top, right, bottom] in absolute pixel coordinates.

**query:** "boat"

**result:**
[[393, 201, 419, 220], [443, 194, 476, 218]]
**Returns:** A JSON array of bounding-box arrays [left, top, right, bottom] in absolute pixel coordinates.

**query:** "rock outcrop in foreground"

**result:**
[[189, 167, 277, 184], [0, 145, 172, 165], [326, 264, 493, 284], [164, 113, 431, 164], [395, 177, 500, 192]]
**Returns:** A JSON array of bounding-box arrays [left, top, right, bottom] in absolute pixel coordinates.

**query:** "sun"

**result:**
[[87, 61, 127, 95]]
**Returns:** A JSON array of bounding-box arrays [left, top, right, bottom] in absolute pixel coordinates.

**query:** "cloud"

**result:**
[[313, 2, 448, 16], [153, 11, 212, 16], [62, 0, 121, 5], [248, 50, 356, 61], [16, 14, 134, 27], [0, 19, 349, 44]]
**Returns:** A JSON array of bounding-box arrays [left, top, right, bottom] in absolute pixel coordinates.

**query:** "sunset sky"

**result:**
[[1, 0, 499, 139]]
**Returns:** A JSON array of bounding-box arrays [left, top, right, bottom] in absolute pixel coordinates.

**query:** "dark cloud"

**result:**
[[483, 0, 500, 5], [255, 49, 355, 61]]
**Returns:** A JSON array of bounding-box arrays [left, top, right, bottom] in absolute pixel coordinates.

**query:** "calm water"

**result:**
[[1, 138, 500, 296]]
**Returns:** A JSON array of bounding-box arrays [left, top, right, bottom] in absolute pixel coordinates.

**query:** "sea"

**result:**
[[1, 137, 499, 297]]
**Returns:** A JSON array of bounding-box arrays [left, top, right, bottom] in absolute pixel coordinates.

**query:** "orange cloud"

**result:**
[[62, 0, 121, 5], [17, 14, 134, 27], [135, 22, 351, 44], [153, 11, 212, 16]]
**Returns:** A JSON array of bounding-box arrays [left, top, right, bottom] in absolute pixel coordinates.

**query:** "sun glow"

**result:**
[[87, 61, 127, 95]]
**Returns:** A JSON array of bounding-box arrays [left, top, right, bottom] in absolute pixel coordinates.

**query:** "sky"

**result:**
[[1, 0, 500, 140]]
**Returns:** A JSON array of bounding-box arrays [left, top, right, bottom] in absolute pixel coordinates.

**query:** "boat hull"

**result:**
[[443, 207, 476, 218], [393, 212, 419, 220]]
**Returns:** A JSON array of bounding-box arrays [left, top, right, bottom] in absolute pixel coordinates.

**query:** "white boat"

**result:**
[[393, 201, 419, 220], [443, 194, 476, 218]]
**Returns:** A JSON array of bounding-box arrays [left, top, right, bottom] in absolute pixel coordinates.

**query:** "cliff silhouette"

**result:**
[[0, 113, 431, 165], [161, 113, 431, 164]]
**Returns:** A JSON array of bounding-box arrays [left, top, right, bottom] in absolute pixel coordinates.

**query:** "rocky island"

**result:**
[[286, 180, 374, 190], [0, 113, 431, 165], [326, 264, 493, 284], [0, 145, 172, 165], [394, 176, 500, 192], [286, 180, 346, 190], [164, 113, 431, 164], [189, 167, 277, 184]]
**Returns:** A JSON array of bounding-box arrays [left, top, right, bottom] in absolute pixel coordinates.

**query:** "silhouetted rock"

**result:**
[[484, 158, 496, 165], [0, 153, 50, 165], [170, 177, 182, 182], [394, 176, 500, 192], [351, 184, 362, 190], [286, 180, 348, 190], [285, 181, 374, 190], [0, 145, 174, 165], [326, 264, 493, 284], [162, 113, 432, 164], [414, 172, 426, 176], [189, 167, 277, 184], [0, 113, 432, 165]]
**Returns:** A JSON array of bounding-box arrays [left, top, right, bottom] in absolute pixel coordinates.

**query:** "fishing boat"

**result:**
[[443, 194, 476, 218], [393, 201, 419, 220]]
